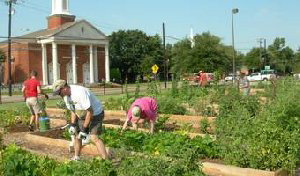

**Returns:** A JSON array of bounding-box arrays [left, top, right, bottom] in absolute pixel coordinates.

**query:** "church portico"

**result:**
[[39, 41, 108, 85]]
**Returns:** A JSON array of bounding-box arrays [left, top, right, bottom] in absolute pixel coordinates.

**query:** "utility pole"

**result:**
[[231, 8, 239, 83], [163, 22, 166, 88], [258, 38, 263, 69], [258, 38, 267, 69], [7, 0, 16, 96], [263, 39, 267, 67]]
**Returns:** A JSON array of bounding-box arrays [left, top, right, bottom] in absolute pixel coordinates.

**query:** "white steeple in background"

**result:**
[[190, 27, 195, 48], [51, 0, 71, 15]]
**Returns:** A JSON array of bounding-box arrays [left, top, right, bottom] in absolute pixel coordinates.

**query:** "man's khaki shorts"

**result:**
[[26, 97, 41, 115], [76, 111, 104, 135]]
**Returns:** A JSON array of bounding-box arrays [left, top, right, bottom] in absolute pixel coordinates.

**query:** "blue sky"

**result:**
[[0, 0, 299, 53]]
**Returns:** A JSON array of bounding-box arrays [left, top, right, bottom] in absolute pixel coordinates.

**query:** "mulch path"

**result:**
[[2, 131, 94, 161]]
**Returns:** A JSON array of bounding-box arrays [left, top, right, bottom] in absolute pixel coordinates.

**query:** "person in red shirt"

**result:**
[[199, 70, 208, 87], [22, 70, 48, 131]]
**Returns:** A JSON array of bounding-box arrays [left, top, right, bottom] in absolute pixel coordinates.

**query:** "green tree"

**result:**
[[293, 48, 300, 73], [140, 35, 164, 77], [170, 32, 232, 75], [170, 39, 192, 75], [109, 30, 163, 82], [243, 47, 261, 70], [268, 37, 294, 75]]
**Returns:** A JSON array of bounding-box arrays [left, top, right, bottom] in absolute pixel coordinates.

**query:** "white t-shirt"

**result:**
[[63, 85, 103, 116]]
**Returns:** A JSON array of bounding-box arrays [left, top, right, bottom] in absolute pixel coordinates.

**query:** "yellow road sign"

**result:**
[[151, 64, 159, 74]]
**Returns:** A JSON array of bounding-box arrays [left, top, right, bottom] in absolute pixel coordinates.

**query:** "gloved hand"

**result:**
[[78, 127, 89, 140], [44, 94, 49, 100], [78, 131, 88, 140], [68, 124, 76, 135]]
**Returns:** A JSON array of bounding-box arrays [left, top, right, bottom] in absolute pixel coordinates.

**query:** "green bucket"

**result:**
[[39, 117, 50, 132]]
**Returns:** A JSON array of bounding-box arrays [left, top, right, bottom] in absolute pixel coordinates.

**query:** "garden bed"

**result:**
[[8, 127, 287, 176], [46, 108, 216, 129]]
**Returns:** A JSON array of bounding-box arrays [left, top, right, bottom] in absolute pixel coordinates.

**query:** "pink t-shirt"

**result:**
[[127, 97, 158, 122]]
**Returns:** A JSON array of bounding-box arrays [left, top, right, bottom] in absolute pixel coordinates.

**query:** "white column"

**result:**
[[105, 44, 110, 82], [52, 42, 58, 83], [89, 45, 95, 84], [42, 44, 48, 85], [72, 44, 77, 84], [93, 46, 98, 83]]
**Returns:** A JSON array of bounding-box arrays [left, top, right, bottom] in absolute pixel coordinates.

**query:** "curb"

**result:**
[[202, 162, 288, 176]]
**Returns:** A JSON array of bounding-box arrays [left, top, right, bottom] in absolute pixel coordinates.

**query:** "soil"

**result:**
[[103, 119, 123, 126], [7, 123, 31, 133], [34, 129, 65, 139], [2, 132, 94, 161]]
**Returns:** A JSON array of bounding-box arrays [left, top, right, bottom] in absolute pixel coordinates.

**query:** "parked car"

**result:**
[[225, 73, 234, 82], [247, 72, 275, 81]]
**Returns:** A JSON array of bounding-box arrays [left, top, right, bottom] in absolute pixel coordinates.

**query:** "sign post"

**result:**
[[151, 64, 159, 80]]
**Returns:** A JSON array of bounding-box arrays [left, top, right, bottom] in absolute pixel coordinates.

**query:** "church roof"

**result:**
[[0, 20, 107, 45]]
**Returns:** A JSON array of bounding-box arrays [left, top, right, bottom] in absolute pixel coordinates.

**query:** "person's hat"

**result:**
[[132, 106, 141, 119], [240, 70, 247, 74], [199, 70, 203, 73], [52, 79, 67, 95]]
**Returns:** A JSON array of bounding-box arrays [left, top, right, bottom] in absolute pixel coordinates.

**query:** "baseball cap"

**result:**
[[52, 79, 67, 95], [132, 106, 141, 119]]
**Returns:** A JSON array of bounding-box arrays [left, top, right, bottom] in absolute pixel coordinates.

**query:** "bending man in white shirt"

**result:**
[[53, 80, 108, 160]]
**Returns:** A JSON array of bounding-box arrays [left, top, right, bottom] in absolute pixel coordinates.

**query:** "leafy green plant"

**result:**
[[157, 97, 187, 115], [199, 117, 210, 134], [146, 78, 160, 98], [56, 100, 71, 122], [54, 158, 116, 176], [117, 155, 204, 176], [101, 128, 218, 159], [134, 79, 141, 99], [155, 115, 170, 132], [0, 145, 57, 176], [216, 79, 300, 172], [177, 123, 194, 134], [0, 106, 30, 128]]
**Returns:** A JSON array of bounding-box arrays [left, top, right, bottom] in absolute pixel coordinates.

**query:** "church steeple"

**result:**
[[51, 0, 71, 15], [47, 0, 75, 29]]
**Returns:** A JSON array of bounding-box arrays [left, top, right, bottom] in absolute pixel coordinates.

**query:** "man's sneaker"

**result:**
[[71, 156, 80, 161], [28, 125, 34, 132]]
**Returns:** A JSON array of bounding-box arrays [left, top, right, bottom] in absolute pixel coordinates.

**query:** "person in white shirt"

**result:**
[[53, 80, 108, 160], [239, 71, 250, 96]]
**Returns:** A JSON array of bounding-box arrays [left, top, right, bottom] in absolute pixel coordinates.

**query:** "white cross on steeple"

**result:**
[[51, 0, 71, 15]]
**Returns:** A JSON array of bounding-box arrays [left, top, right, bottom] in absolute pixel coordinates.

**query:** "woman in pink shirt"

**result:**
[[122, 97, 158, 133]]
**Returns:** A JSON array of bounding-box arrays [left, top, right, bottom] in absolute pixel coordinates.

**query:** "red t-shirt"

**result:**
[[23, 78, 40, 97]]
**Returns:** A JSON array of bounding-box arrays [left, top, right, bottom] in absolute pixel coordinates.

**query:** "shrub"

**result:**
[[199, 117, 210, 134], [0, 145, 57, 176], [117, 155, 204, 176], [216, 79, 300, 172]]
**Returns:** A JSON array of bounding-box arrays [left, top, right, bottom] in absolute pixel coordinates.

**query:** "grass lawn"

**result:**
[[0, 94, 126, 111]]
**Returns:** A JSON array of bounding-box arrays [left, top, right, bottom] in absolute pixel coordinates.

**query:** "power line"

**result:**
[[16, 1, 50, 14]]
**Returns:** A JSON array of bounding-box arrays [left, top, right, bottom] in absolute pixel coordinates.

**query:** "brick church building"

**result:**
[[0, 0, 110, 85]]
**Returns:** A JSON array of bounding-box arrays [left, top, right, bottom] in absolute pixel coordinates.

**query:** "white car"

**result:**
[[225, 74, 234, 81], [247, 72, 274, 81]]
